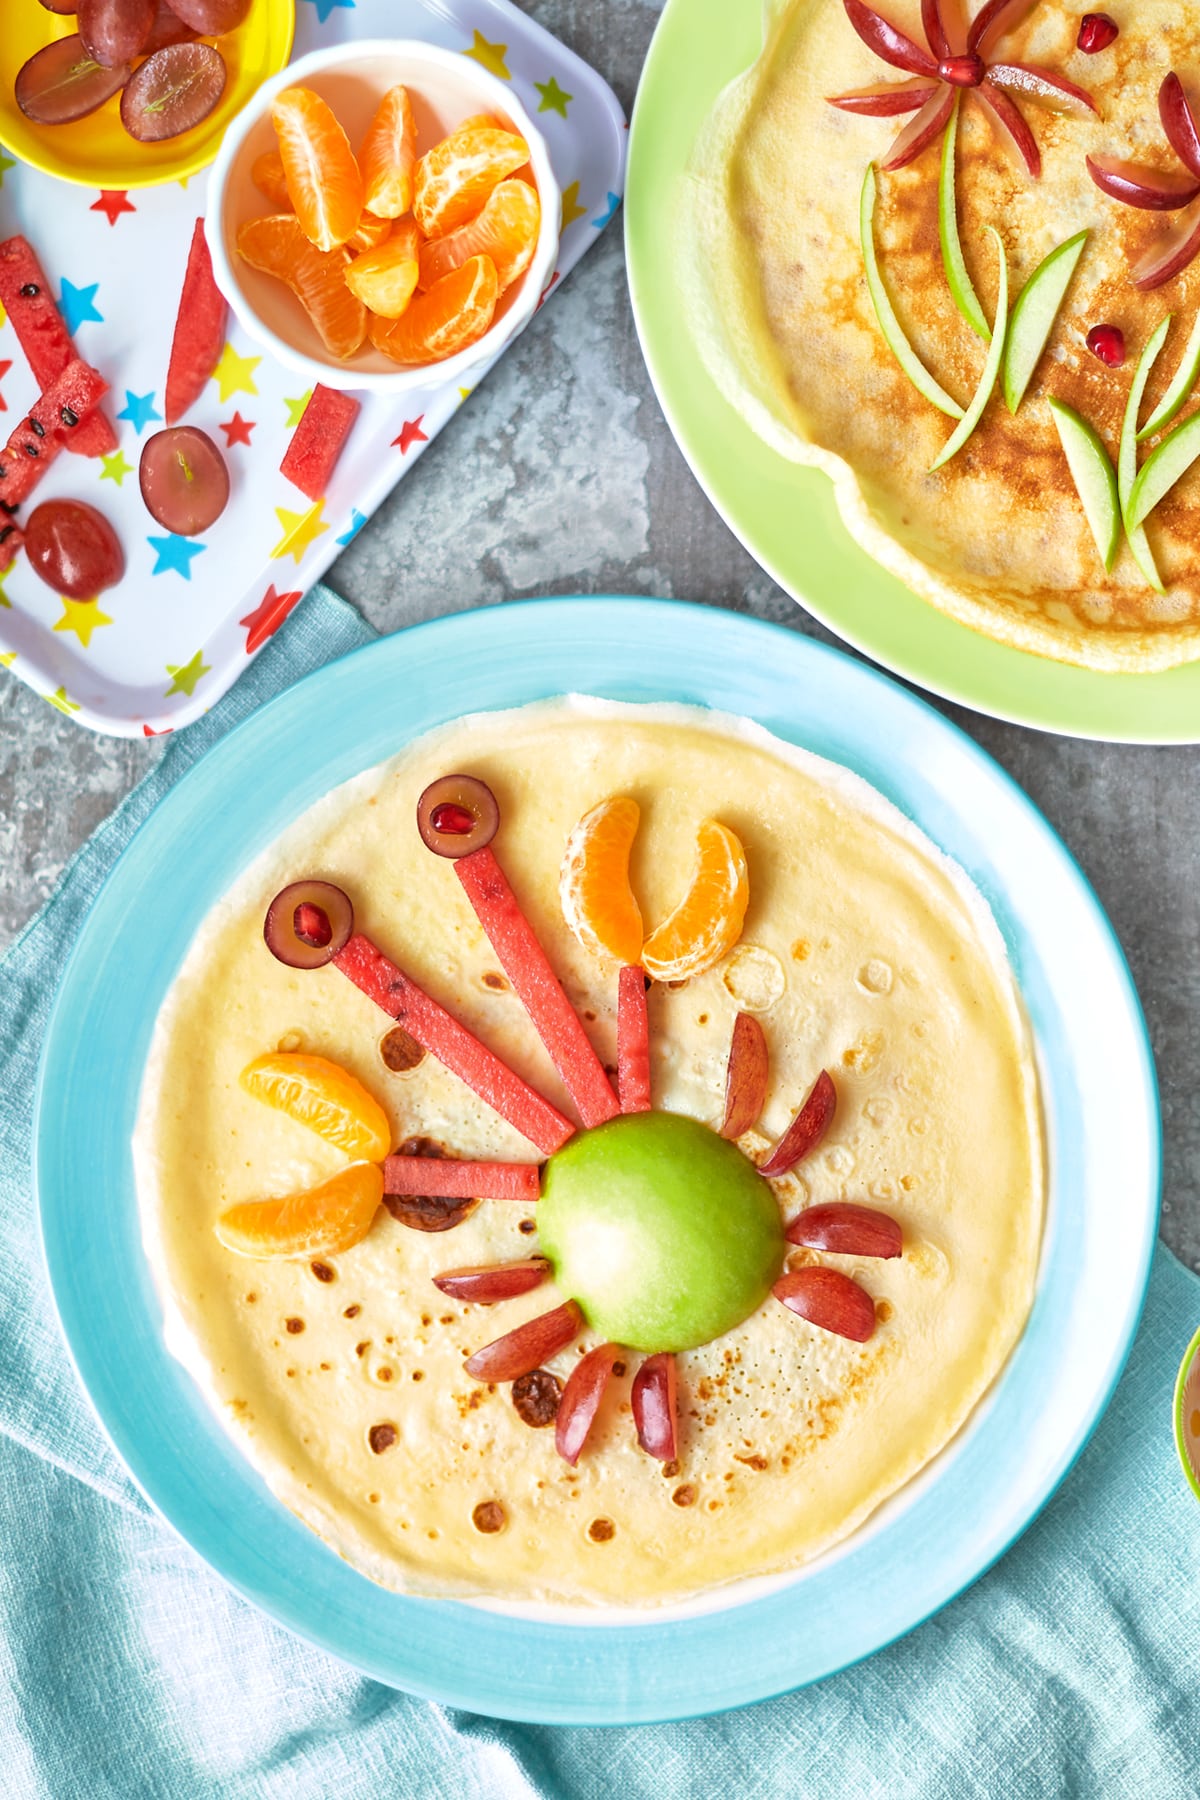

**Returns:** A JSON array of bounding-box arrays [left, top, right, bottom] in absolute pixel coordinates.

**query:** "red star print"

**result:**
[[536, 271, 560, 311], [220, 412, 256, 447], [142, 723, 173, 737], [393, 416, 428, 454], [91, 190, 136, 227], [240, 583, 303, 654], [0, 359, 10, 414]]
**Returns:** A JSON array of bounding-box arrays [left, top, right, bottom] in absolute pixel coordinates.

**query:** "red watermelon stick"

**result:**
[[165, 218, 228, 425], [0, 236, 116, 456], [378, 1156, 541, 1201], [333, 931, 576, 1157], [0, 358, 109, 510], [617, 964, 652, 1113], [454, 846, 621, 1129], [0, 522, 23, 571], [280, 384, 360, 500]]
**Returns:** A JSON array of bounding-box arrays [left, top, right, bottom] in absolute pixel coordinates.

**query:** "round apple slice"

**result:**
[[1048, 398, 1121, 568], [939, 97, 989, 340], [1001, 228, 1088, 414], [1137, 311, 1200, 441], [860, 164, 964, 420], [929, 226, 1008, 472], [1126, 407, 1200, 532], [1119, 316, 1171, 594]]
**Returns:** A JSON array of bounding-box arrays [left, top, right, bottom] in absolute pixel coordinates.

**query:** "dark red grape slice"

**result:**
[[119, 41, 225, 143], [463, 1301, 583, 1383], [556, 1341, 621, 1466], [78, 0, 156, 68], [16, 37, 131, 126], [758, 1070, 837, 1177], [631, 1352, 678, 1460], [432, 1259, 549, 1303], [773, 1266, 877, 1342], [263, 880, 354, 970], [139, 427, 229, 536], [166, 0, 251, 29], [784, 1202, 903, 1260], [24, 500, 124, 599], [416, 774, 500, 859], [143, 1, 199, 51]]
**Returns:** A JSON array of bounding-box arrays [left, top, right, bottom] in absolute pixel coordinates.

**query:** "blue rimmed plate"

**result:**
[[34, 598, 1159, 1722]]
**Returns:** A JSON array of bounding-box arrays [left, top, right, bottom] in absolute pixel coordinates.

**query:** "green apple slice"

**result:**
[[1127, 406, 1200, 530], [939, 97, 989, 342], [929, 227, 1008, 473], [1048, 397, 1120, 569], [1137, 309, 1200, 441], [860, 163, 964, 421], [1002, 230, 1088, 416], [1118, 315, 1170, 594]]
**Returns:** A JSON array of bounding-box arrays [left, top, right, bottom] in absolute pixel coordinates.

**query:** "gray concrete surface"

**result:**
[[2, 0, 1197, 1268]]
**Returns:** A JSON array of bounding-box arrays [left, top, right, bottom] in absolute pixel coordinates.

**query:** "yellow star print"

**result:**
[[463, 30, 510, 80], [560, 181, 588, 229], [0, 650, 15, 667], [100, 449, 134, 487], [0, 567, 11, 608], [45, 686, 79, 715], [271, 499, 329, 564], [211, 342, 261, 404], [164, 650, 210, 698], [284, 390, 314, 429], [54, 597, 113, 648]]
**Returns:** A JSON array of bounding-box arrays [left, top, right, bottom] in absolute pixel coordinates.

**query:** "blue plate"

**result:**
[[35, 599, 1160, 1723]]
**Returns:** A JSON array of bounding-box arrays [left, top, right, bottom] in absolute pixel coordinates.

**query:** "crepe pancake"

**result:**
[[681, 0, 1200, 670], [133, 699, 1043, 1607]]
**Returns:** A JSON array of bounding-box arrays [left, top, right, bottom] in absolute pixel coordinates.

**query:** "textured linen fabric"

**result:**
[[3, 584, 1200, 1798]]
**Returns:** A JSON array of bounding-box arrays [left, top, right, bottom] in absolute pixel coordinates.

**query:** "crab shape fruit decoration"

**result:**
[[226, 774, 905, 1469]]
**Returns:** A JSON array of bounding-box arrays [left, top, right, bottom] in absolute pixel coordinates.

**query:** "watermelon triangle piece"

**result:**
[[165, 218, 228, 426]]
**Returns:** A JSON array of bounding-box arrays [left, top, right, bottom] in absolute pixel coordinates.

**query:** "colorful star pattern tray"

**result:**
[[0, 0, 625, 736]]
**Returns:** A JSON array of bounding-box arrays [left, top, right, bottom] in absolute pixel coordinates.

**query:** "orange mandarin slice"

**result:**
[[215, 1161, 384, 1259], [251, 149, 292, 211], [239, 1051, 391, 1161], [413, 125, 529, 237], [237, 214, 367, 358], [359, 83, 416, 219], [418, 178, 540, 292], [559, 795, 643, 965], [272, 85, 364, 252], [369, 253, 498, 365], [345, 236, 420, 317], [348, 210, 391, 252], [641, 820, 749, 982]]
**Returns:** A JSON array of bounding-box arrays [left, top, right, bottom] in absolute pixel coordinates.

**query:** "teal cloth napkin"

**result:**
[[3, 583, 1200, 1798]]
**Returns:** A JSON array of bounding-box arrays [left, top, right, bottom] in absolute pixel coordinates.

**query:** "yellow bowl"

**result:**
[[0, 0, 295, 190]]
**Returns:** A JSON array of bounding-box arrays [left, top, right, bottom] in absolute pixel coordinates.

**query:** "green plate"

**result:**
[[624, 0, 1200, 743]]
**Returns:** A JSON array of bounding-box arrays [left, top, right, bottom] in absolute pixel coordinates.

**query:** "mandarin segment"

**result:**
[[369, 254, 498, 365], [345, 237, 420, 317], [559, 795, 643, 964], [272, 85, 364, 252], [418, 178, 541, 292], [215, 1161, 384, 1259], [237, 214, 367, 359], [641, 819, 749, 982], [348, 210, 392, 252], [239, 1051, 392, 1161], [359, 83, 417, 219], [251, 149, 292, 211], [413, 126, 530, 237]]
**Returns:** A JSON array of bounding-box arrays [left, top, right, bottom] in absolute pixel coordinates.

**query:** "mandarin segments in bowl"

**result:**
[[369, 253, 498, 365], [272, 83, 364, 252], [237, 212, 366, 359], [251, 147, 291, 210], [349, 209, 392, 252], [345, 236, 420, 318], [418, 178, 541, 293], [412, 124, 530, 236], [214, 1160, 384, 1260], [359, 82, 416, 219]]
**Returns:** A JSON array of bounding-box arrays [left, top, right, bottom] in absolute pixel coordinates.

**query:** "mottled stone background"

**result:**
[[1, 0, 1196, 1269]]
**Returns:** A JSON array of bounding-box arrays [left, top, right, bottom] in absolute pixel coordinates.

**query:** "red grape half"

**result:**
[[120, 42, 225, 143], [139, 427, 229, 536], [16, 37, 131, 126], [25, 500, 125, 599]]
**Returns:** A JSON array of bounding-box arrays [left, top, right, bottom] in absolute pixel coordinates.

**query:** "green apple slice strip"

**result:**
[[939, 98, 989, 341], [1127, 407, 1200, 530], [1002, 229, 1088, 416], [860, 163, 964, 420], [1049, 397, 1120, 569], [1118, 315, 1170, 594], [929, 227, 1008, 472], [1137, 310, 1200, 441]]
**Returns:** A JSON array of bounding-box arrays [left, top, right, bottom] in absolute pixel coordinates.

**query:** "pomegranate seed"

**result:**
[[292, 901, 332, 947], [430, 801, 477, 835], [1087, 323, 1126, 366], [1076, 12, 1118, 53], [938, 53, 985, 87]]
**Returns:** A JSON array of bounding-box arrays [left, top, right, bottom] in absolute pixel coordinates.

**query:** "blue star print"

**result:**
[[59, 280, 103, 332], [336, 509, 366, 546], [302, 0, 355, 22], [592, 193, 620, 229], [147, 534, 206, 579], [117, 390, 163, 433]]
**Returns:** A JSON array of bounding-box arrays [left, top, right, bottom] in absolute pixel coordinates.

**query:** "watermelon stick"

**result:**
[[617, 964, 651, 1113], [455, 845, 621, 1129], [333, 931, 575, 1156], [0, 522, 23, 572], [165, 218, 228, 425], [0, 235, 116, 457], [379, 1156, 541, 1201], [0, 358, 109, 511], [280, 384, 360, 500]]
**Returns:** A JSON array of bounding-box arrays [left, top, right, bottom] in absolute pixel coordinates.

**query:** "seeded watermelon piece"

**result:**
[[455, 846, 620, 1129], [617, 963, 652, 1113], [0, 358, 110, 511], [165, 218, 227, 425], [379, 1156, 541, 1201], [333, 932, 575, 1156], [280, 384, 361, 500], [0, 521, 24, 572], [0, 236, 117, 457]]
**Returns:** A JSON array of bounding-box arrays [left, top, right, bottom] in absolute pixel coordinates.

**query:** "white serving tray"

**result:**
[[0, 0, 625, 735]]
